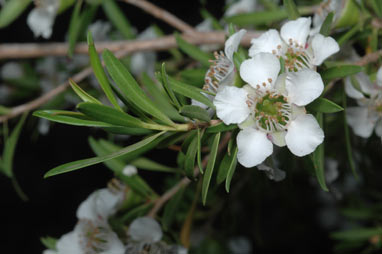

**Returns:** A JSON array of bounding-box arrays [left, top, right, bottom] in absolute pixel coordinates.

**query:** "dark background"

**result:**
[[0, 1, 335, 253]]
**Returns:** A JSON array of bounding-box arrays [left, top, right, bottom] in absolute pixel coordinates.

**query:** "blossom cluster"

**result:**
[[205, 17, 340, 168]]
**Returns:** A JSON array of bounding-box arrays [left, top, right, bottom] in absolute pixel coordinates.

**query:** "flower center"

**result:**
[[371, 93, 382, 115], [250, 91, 292, 133], [283, 46, 311, 72], [204, 51, 232, 93], [78, 219, 109, 254]]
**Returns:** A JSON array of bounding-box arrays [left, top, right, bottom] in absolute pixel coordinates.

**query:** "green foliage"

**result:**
[[283, 0, 300, 20], [202, 132, 220, 205]]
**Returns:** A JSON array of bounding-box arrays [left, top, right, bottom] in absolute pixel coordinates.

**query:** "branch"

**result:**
[[147, 132, 232, 217], [0, 31, 262, 59], [121, 0, 195, 33], [354, 50, 382, 66]]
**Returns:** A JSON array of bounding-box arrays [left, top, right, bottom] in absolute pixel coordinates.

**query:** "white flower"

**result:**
[[249, 17, 339, 71], [345, 67, 382, 139], [76, 188, 124, 222], [27, 0, 60, 39], [192, 29, 246, 111], [122, 165, 138, 176], [213, 53, 324, 167], [224, 0, 257, 17]]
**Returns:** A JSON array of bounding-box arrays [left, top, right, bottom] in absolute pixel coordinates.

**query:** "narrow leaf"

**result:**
[[67, 0, 83, 57], [283, 0, 300, 20], [130, 157, 179, 173], [225, 145, 238, 193], [168, 76, 215, 109], [217, 145, 238, 185], [2, 113, 27, 177], [87, 32, 122, 111], [331, 228, 382, 240], [40, 236, 57, 250], [0, 0, 31, 28], [319, 12, 334, 36], [102, 0, 134, 39], [44, 132, 164, 178], [311, 113, 328, 192], [103, 50, 175, 126], [69, 79, 102, 104], [175, 33, 212, 67], [306, 98, 344, 113], [321, 65, 362, 82], [202, 132, 221, 205], [197, 128, 204, 174], [161, 63, 181, 109], [180, 105, 211, 122], [206, 122, 237, 133], [184, 135, 199, 179]]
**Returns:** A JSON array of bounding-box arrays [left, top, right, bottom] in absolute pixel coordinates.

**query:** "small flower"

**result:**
[[249, 17, 339, 72], [27, 0, 60, 39], [122, 165, 138, 177], [345, 67, 382, 139], [213, 53, 324, 167], [224, 0, 257, 17]]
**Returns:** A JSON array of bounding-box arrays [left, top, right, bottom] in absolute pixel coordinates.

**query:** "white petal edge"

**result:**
[[56, 231, 82, 254], [236, 128, 273, 168], [213, 86, 250, 125], [224, 29, 246, 61], [377, 66, 382, 87], [285, 69, 324, 106], [344, 77, 364, 99], [280, 17, 311, 47], [346, 106, 377, 138], [249, 29, 285, 57], [311, 34, 339, 66], [128, 217, 163, 243], [269, 131, 286, 147], [285, 114, 324, 156], [240, 53, 280, 91], [76, 188, 122, 221]]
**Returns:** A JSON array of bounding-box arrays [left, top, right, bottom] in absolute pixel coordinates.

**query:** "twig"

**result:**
[[0, 31, 262, 59], [121, 0, 195, 33], [355, 50, 382, 66], [147, 132, 232, 217]]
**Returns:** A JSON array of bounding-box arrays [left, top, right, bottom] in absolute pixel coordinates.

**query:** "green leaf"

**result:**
[[311, 113, 328, 192], [103, 49, 175, 126], [180, 105, 211, 122], [40, 236, 57, 251], [321, 65, 362, 82], [141, 73, 185, 122], [162, 186, 185, 231], [77, 102, 145, 128], [175, 33, 212, 67], [319, 12, 334, 36], [69, 79, 102, 104], [102, 126, 153, 135], [331, 227, 382, 240], [161, 63, 181, 109], [0, 0, 31, 28], [87, 32, 122, 111], [130, 157, 179, 173], [44, 132, 165, 178], [342, 89, 358, 178], [225, 145, 238, 193], [167, 77, 215, 109], [180, 68, 206, 88], [306, 98, 344, 113], [337, 23, 361, 46], [206, 122, 237, 133], [184, 135, 199, 179], [283, 0, 300, 20], [67, 0, 83, 57], [197, 128, 204, 174], [2, 113, 27, 178], [217, 145, 237, 185], [102, 0, 134, 39], [33, 110, 113, 127], [202, 132, 221, 205]]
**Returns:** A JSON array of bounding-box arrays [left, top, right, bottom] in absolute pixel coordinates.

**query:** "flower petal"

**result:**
[[375, 119, 382, 137], [280, 17, 311, 47], [249, 29, 285, 57], [213, 86, 250, 124], [240, 53, 280, 91], [356, 72, 376, 95], [56, 231, 82, 254], [27, 7, 57, 39], [285, 114, 324, 156], [311, 34, 339, 66], [76, 188, 123, 221], [236, 128, 273, 167], [346, 106, 377, 138], [269, 131, 286, 147], [285, 69, 324, 106], [224, 29, 246, 61], [344, 77, 364, 99], [128, 217, 163, 243], [377, 67, 382, 87], [101, 231, 126, 254]]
